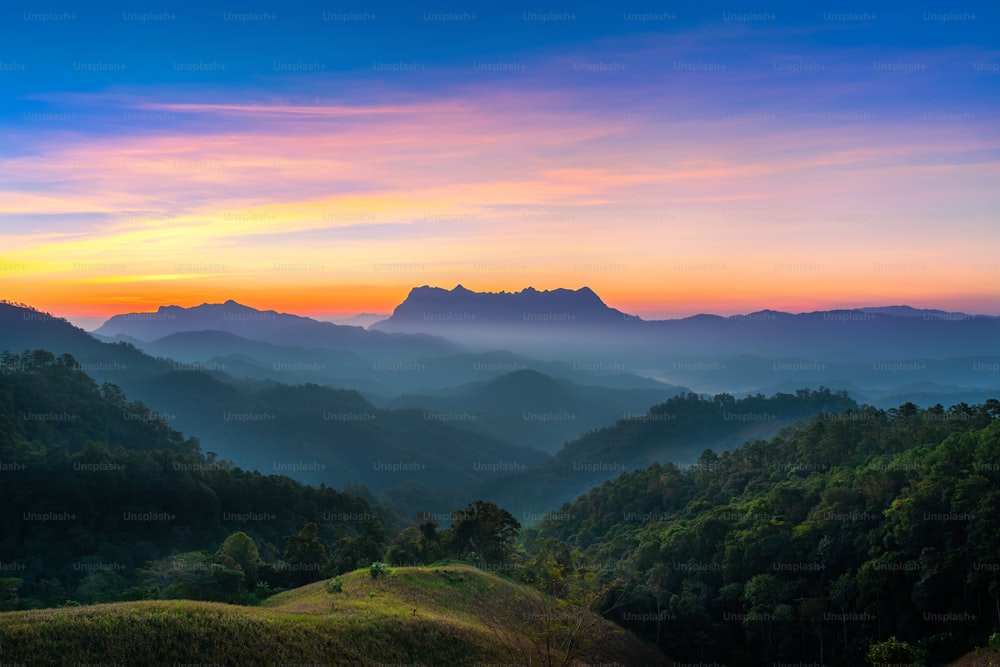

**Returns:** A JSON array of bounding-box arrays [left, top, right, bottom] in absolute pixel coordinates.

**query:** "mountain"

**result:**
[[131, 373, 550, 502], [94, 299, 458, 360], [0, 348, 197, 455], [0, 565, 668, 665], [371, 285, 634, 353], [0, 301, 170, 383], [134, 330, 392, 393], [0, 304, 551, 516], [326, 312, 390, 328], [85, 292, 1000, 405], [370, 349, 675, 394], [367, 287, 1000, 404], [121, 326, 679, 398], [386, 369, 684, 453], [857, 305, 968, 318], [479, 388, 859, 518], [373, 284, 630, 329], [654, 352, 1000, 398], [373, 286, 1000, 361]]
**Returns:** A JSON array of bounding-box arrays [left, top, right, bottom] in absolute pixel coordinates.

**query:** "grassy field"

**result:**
[[0, 564, 669, 666]]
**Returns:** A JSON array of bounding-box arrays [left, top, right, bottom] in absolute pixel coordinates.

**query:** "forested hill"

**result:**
[[0, 349, 198, 455], [0, 350, 396, 609], [482, 387, 858, 516], [527, 400, 1000, 666]]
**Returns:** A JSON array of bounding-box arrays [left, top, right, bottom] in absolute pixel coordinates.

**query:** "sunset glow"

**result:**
[[2, 2, 997, 325]]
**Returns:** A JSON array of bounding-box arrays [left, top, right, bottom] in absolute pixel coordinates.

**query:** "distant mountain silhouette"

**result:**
[[94, 300, 458, 360], [370, 285, 1000, 363], [857, 305, 966, 318], [327, 313, 390, 328], [372, 285, 631, 330]]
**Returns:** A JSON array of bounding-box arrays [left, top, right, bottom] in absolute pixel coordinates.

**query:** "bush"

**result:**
[[369, 561, 388, 580], [325, 577, 343, 594], [253, 581, 273, 601], [989, 631, 1000, 652], [866, 636, 923, 666]]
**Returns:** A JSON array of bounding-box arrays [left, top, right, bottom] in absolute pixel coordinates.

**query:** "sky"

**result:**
[[1, 0, 998, 327]]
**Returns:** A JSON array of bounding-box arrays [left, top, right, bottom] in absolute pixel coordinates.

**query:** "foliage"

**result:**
[[281, 522, 332, 588], [449, 500, 521, 566], [866, 636, 923, 666], [524, 400, 1000, 666], [369, 561, 388, 579], [485, 387, 859, 515], [0, 351, 393, 608], [387, 501, 521, 575], [220, 531, 260, 587]]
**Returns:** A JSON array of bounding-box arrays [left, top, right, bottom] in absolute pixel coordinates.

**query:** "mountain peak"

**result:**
[[374, 284, 632, 332]]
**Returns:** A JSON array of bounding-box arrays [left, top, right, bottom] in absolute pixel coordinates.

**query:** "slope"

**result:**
[[388, 369, 684, 453], [476, 388, 858, 518], [0, 565, 670, 666]]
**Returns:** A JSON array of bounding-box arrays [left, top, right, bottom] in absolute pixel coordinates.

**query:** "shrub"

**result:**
[[369, 561, 388, 580], [325, 577, 343, 594], [866, 636, 923, 666]]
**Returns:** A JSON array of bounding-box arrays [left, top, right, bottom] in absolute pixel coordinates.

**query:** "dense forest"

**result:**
[[480, 386, 860, 516], [0, 350, 397, 608], [518, 400, 1000, 665]]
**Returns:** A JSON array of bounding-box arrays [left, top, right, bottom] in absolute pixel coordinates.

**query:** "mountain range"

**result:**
[[94, 299, 456, 360], [4, 289, 1000, 517], [372, 285, 1000, 362]]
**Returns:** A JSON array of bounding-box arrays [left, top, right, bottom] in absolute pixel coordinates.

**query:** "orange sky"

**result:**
[[2, 38, 998, 326]]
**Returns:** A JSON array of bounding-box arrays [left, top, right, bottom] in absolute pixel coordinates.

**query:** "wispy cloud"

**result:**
[[3, 29, 998, 317]]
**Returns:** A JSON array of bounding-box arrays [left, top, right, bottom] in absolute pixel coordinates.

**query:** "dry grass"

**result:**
[[0, 565, 670, 666]]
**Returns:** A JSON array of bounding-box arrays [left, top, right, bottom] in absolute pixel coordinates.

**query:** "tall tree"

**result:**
[[450, 500, 521, 566]]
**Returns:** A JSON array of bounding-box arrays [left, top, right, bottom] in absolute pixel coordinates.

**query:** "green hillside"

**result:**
[[480, 387, 858, 517], [525, 401, 1000, 666], [0, 349, 397, 608], [0, 564, 669, 666]]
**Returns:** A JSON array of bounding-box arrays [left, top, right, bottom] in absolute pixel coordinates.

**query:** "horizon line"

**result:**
[[3, 295, 998, 332]]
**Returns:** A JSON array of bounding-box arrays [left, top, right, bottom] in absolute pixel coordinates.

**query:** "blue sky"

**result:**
[[1, 1, 998, 322]]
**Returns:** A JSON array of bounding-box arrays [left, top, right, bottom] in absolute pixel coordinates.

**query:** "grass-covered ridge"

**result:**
[[0, 564, 669, 666]]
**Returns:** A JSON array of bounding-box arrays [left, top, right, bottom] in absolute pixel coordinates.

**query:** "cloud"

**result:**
[[2, 29, 998, 316]]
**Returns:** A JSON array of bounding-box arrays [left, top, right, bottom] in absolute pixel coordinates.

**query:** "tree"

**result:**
[[449, 500, 521, 566], [282, 522, 330, 586], [417, 514, 444, 562], [519, 538, 573, 598], [140, 551, 245, 603], [866, 636, 923, 666], [333, 520, 386, 573], [220, 531, 261, 588], [0, 578, 21, 611], [385, 526, 422, 566]]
